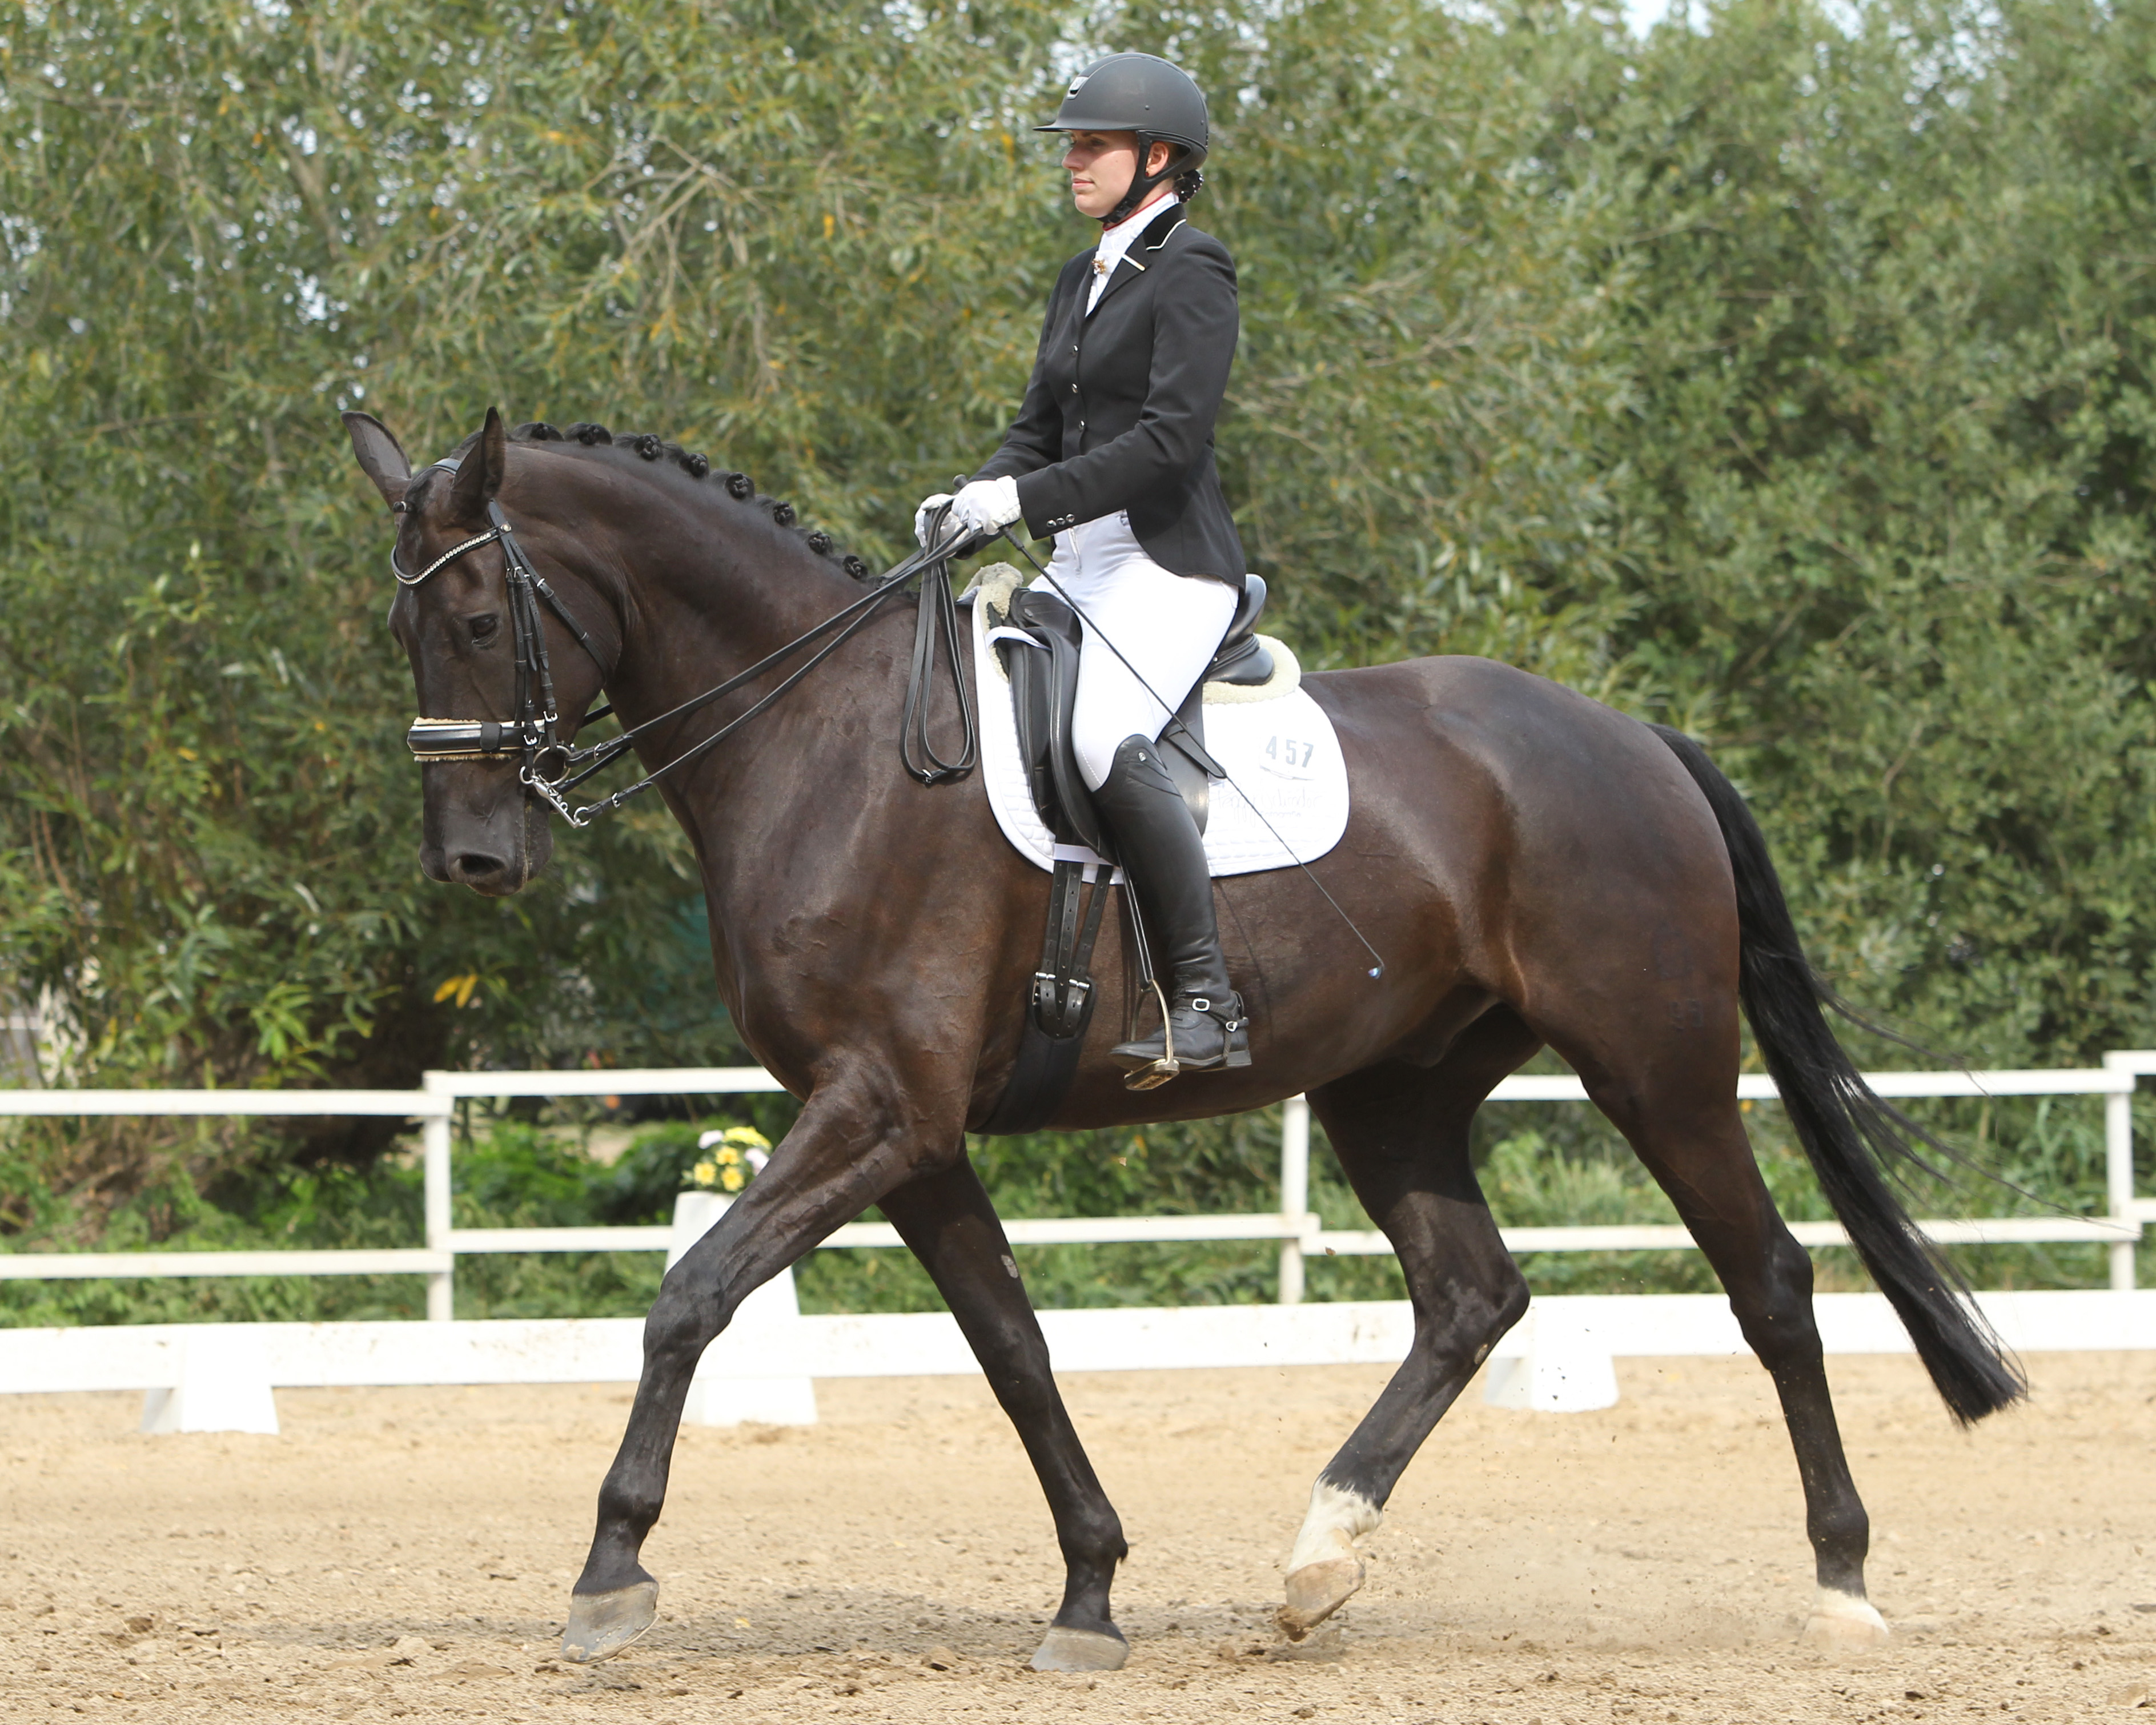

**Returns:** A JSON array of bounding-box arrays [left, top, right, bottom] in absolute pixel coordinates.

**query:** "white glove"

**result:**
[[913, 492, 954, 549], [949, 475, 1023, 538]]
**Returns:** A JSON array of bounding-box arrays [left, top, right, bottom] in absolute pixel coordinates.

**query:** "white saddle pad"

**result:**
[[967, 564, 1350, 877]]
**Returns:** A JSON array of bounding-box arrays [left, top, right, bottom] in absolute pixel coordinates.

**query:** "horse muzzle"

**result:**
[[419, 759, 554, 896]]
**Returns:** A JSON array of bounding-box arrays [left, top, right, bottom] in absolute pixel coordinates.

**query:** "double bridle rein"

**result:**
[[393, 471, 977, 827]]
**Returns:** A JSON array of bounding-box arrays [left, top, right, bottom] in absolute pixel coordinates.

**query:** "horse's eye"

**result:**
[[468, 613, 500, 643]]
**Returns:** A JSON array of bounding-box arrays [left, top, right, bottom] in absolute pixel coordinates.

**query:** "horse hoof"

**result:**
[[1800, 1587, 1890, 1653], [561, 1580, 660, 1662], [1030, 1625, 1130, 1672], [1275, 1556, 1364, 1640]]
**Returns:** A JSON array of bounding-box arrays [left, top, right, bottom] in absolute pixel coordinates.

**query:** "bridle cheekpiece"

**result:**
[[392, 458, 611, 823]]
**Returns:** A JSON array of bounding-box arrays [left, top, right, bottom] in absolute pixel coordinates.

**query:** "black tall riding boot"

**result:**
[[1094, 733, 1251, 1088]]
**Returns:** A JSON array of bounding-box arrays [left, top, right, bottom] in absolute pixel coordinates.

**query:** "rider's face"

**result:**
[[1062, 130, 1171, 220]]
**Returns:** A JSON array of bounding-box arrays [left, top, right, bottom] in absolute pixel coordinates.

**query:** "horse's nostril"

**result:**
[[449, 851, 508, 882]]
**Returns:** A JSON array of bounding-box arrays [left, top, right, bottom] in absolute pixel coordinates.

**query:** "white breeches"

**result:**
[[1031, 511, 1239, 791]]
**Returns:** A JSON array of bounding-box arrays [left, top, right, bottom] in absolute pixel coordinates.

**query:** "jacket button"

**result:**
[[1069, 384, 1078, 394]]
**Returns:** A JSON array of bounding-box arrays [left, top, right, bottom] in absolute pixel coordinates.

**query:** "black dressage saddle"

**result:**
[[991, 573, 1273, 855]]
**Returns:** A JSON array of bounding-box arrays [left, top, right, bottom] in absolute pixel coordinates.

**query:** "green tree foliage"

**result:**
[[1575, 0, 2156, 1065], [4, 0, 2156, 1269], [0, 0, 1083, 1214]]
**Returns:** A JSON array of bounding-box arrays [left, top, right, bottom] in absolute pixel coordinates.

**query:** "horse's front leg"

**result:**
[[562, 1080, 955, 1662], [879, 1154, 1131, 1671]]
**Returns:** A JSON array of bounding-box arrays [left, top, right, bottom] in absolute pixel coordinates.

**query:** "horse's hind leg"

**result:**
[[1276, 1014, 1538, 1638], [878, 1154, 1131, 1672], [1577, 1055, 1888, 1650]]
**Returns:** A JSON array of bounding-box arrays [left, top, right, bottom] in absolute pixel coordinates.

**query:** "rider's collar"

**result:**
[[1097, 192, 1178, 249], [1091, 195, 1180, 294]]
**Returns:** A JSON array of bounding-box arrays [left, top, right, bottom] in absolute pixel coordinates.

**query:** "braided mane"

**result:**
[[506, 419, 874, 585]]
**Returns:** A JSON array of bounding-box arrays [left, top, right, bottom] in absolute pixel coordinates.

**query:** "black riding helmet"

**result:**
[[1036, 53, 1210, 226]]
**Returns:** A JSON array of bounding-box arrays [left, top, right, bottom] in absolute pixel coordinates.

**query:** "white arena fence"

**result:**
[[3, 1056, 2156, 1429]]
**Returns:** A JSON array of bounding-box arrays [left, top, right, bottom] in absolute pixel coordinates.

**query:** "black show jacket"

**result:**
[[973, 200, 1247, 585]]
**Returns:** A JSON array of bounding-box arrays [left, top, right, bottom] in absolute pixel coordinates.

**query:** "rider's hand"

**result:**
[[950, 476, 1023, 539], [913, 492, 954, 549]]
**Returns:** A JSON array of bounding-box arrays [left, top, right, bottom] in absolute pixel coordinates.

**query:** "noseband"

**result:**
[[393, 473, 976, 827]]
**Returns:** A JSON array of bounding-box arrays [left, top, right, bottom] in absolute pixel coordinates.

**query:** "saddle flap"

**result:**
[[1003, 589, 1109, 856], [989, 572, 1234, 849], [1203, 574, 1274, 687], [1159, 683, 1212, 833]]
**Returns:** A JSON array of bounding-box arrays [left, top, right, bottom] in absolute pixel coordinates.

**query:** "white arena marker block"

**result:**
[[1483, 1306, 1619, 1414], [668, 1190, 818, 1427], [684, 1379, 820, 1426], [139, 1329, 280, 1435]]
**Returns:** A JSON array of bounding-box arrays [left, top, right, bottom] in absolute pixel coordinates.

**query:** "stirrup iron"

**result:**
[[1123, 978, 1180, 1092]]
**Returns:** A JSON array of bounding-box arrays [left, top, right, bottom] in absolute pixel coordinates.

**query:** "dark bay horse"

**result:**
[[346, 407, 2021, 1672]]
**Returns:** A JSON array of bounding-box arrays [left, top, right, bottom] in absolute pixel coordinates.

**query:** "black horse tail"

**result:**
[[1649, 724, 2026, 1426]]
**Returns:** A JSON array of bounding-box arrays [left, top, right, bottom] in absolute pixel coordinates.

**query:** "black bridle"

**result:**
[[394, 478, 977, 825]]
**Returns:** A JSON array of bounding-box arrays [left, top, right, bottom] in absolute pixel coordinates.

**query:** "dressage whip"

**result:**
[[966, 520, 1387, 981]]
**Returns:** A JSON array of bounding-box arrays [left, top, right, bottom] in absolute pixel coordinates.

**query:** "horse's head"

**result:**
[[345, 407, 609, 896]]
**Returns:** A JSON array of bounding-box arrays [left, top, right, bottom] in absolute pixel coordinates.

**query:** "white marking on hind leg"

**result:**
[[1287, 1479, 1382, 1572], [1800, 1586, 1890, 1652], [1277, 1479, 1381, 1639]]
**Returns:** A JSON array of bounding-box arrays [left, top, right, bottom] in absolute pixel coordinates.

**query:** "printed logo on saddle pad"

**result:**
[[968, 564, 1350, 877]]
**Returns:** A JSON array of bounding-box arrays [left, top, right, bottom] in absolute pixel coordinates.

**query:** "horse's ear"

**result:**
[[343, 411, 412, 510], [450, 407, 509, 519]]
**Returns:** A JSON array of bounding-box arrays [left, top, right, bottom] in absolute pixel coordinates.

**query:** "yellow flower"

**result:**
[[720, 1166, 745, 1193], [715, 1145, 741, 1166], [723, 1125, 771, 1150], [692, 1161, 716, 1187]]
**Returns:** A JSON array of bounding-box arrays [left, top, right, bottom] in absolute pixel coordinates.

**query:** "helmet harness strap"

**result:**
[[1102, 133, 1193, 228]]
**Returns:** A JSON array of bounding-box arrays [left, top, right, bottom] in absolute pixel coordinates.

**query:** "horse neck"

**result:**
[[619, 540, 868, 710], [509, 452, 853, 710], [565, 479, 906, 836]]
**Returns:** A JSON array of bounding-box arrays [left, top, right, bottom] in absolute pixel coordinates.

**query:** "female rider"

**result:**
[[917, 52, 1250, 1082]]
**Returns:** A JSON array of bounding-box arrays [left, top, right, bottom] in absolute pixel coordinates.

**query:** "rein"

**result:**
[[396, 487, 977, 827]]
